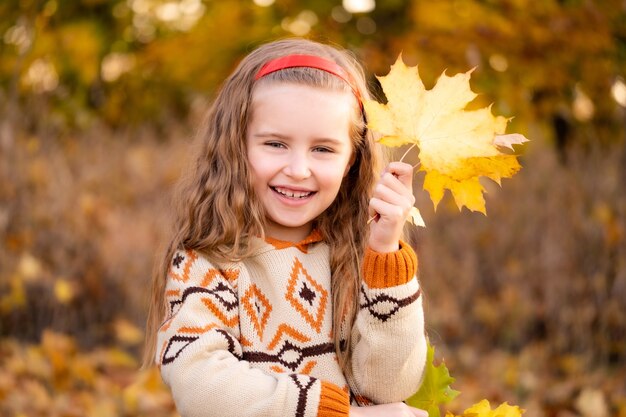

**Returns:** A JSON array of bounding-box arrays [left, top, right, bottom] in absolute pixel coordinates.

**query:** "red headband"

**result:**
[[254, 54, 363, 108]]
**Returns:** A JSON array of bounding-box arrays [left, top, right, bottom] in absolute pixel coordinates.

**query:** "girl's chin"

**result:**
[[263, 219, 314, 242]]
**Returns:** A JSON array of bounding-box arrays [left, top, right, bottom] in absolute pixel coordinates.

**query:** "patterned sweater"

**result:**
[[156, 230, 426, 417]]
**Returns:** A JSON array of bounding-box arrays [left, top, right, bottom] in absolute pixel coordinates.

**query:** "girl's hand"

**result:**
[[368, 161, 415, 253], [349, 403, 428, 417]]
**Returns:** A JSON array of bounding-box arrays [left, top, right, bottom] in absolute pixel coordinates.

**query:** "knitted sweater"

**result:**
[[156, 230, 427, 417]]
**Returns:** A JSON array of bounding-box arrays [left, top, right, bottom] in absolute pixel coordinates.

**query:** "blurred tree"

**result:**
[[0, 0, 624, 141]]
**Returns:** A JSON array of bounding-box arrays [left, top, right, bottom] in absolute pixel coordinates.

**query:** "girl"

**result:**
[[144, 38, 428, 417]]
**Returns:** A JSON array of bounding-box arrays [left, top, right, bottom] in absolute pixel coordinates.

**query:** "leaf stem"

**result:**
[[366, 213, 379, 225], [399, 143, 417, 163]]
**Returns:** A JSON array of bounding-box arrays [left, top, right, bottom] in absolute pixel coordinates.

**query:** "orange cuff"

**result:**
[[317, 381, 350, 417], [362, 241, 418, 289]]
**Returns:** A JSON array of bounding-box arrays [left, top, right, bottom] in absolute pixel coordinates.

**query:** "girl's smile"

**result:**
[[246, 83, 356, 242], [272, 185, 314, 198]]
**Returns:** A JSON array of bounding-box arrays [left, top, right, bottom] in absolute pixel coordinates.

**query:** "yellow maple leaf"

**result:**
[[364, 55, 527, 214], [451, 399, 525, 417]]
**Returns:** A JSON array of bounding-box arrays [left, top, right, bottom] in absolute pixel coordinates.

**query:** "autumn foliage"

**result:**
[[1, 0, 626, 416]]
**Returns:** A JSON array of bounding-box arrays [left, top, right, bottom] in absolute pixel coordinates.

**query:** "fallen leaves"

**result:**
[[113, 317, 145, 346], [364, 55, 528, 214], [575, 388, 609, 417], [0, 330, 177, 417], [445, 400, 524, 417]]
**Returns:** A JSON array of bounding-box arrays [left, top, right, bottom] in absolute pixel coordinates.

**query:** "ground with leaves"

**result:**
[[0, 330, 175, 416]]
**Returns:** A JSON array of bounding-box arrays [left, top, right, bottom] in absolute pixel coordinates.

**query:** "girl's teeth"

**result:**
[[274, 187, 312, 198]]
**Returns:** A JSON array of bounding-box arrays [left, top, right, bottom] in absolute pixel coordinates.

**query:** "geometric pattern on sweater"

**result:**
[[200, 280, 239, 327], [244, 338, 335, 372], [290, 374, 317, 417], [219, 268, 240, 290], [241, 284, 272, 341], [170, 249, 197, 282], [161, 334, 198, 364], [164, 286, 207, 326], [240, 323, 331, 375], [165, 283, 239, 328], [359, 286, 422, 323], [161, 327, 241, 365], [286, 257, 328, 333], [268, 324, 311, 349]]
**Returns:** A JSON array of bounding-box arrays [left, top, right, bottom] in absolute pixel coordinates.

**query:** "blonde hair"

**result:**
[[143, 38, 384, 376]]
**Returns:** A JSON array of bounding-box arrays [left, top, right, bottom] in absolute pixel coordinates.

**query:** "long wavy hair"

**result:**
[[143, 38, 384, 377]]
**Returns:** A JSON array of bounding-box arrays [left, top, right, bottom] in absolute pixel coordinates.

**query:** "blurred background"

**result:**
[[1, 0, 625, 416]]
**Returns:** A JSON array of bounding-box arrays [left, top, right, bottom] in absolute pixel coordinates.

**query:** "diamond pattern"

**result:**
[[241, 284, 272, 340], [277, 341, 305, 371], [286, 258, 328, 333], [162, 335, 198, 364]]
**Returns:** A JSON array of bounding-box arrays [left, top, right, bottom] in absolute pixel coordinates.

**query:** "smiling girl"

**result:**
[[144, 38, 427, 417]]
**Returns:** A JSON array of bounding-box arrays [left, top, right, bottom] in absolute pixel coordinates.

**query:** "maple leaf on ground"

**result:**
[[364, 55, 528, 214], [445, 399, 525, 417], [405, 341, 460, 417]]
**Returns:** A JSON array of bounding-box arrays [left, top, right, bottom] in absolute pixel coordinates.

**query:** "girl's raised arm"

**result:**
[[348, 161, 427, 403]]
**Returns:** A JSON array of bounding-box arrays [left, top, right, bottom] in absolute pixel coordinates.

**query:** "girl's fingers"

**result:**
[[382, 161, 414, 188], [372, 183, 414, 210], [377, 162, 415, 207], [379, 171, 414, 199], [369, 197, 405, 221], [370, 190, 413, 225], [368, 161, 417, 251]]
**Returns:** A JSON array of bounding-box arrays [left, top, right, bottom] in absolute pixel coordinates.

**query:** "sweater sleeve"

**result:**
[[156, 250, 350, 417], [349, 241, 427, 404]]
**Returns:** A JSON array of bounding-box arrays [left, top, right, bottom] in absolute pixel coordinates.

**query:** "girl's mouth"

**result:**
[[271, 186, 315, 199]]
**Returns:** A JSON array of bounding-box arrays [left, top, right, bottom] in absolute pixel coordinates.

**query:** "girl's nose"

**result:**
[[284, 152, 311, 180]]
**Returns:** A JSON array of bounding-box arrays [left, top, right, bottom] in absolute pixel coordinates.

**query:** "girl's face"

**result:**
[[246, 82, 356, 242]]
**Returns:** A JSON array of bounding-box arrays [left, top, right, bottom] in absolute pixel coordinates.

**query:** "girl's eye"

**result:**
[[313, 147, 334, 153], [265, 142, 285, 149]]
